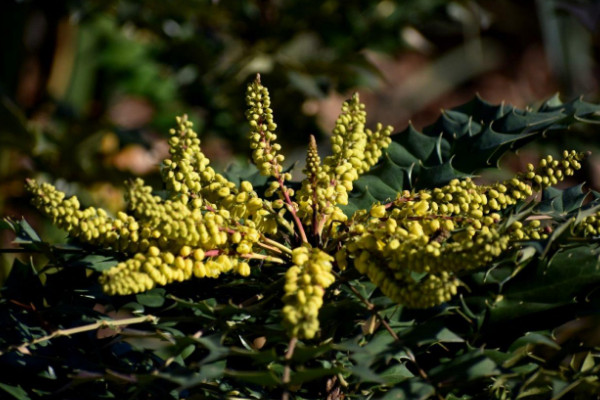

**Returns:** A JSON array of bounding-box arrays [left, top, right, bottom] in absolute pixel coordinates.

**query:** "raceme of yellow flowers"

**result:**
[[27, 74, 591, 340]]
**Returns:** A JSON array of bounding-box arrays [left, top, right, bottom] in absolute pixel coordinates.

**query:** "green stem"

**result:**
[[240, 253, 286, 264], [1, 315, 158, 356], [262, 236, 293, 255]]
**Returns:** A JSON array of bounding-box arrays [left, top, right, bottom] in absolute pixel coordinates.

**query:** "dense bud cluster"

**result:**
[[525, 150, 583, 190], [27, 75, 594, 340], [282, 246, 335, 339], [296, 94, 393, 235], [26, 97, 291, 296], [101, 245, 250, 295], [577, 215, 600, 236], [28, 176, 264, 295], [246, 75, 285, 179], [340, 150, 586, 308], [27, 180, 150, 253]]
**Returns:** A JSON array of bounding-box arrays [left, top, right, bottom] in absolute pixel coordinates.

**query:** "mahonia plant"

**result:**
[[26, 74, 593, 342]]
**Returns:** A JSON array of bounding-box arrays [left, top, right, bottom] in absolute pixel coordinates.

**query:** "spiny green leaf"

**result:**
[[0, 383, 31, 400], [349, 94, 600, 210], [192, 334, 230, 364], [505, 245, 600, 303], [451, 126, 538, 172], [349, 363, 384, 383], [230, 347, 279, 365], [291, 342, 333, 364], [538, 184, 588, 215], [224, 161, 268, 188], [451, 95, 512, 124], [414, 157, 468, 189], [509, 332, 561, 351], [12, 218, 41, 244], [400, 320, 464, 346]]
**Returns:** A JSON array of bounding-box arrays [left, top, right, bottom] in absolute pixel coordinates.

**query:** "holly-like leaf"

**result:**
[[349, 95, 600, 210], [537, 183, 589, 215], [0, 383, 31, 400], [503, 245, 600, 304]]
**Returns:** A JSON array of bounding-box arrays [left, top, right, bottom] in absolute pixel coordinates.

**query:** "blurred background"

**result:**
[[1, 0, 599, 278]]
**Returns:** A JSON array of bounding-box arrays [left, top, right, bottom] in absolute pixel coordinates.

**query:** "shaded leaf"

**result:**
[[136, 288, 167, 308], [225, 369, 280, 387], [0, 383, 31, 400], [428, 350, 498, 383], [290, 367, 340, 385]]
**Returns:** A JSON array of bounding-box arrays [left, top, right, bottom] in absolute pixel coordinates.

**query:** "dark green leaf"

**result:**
[[378, 363, 413, 385], [428, 350, 498, 383], [0, 383, 31, 400], [136, 288, 167, 308], [505, 245, 600, 303], [290, 367, 340, 385], [291, 342, 333, 364], [78, 255, 118, 272], [379, 380, 436, 400], [509, 332, 560, 352], [1, 258, 43, 304], [12, 218, 41, 244], [226, 369, 280, 387]]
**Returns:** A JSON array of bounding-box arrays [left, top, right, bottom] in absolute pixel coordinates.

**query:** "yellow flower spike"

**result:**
[[283, 246, 335, 339], [246, 74, 284, 179], [297, 135, 325, 228]]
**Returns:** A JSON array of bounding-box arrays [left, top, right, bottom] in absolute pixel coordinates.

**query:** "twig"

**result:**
[[278, 176, 309, 244], [1, 315, 158, 356], [340, 277, 399, 341], [261, 236, 293, 255], [281, 336, 298, 400], [204, 249, 221, 257], [240, 253, 286, 264], [256, 241, 283, 254]]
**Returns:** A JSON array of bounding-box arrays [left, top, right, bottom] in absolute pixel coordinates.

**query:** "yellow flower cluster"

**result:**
[[282, 246, 335, 339], [296, 94, 393, 235], [27, 180, 149, 253], [27, 177, 265, 295], [26, 107, 292, 295], [246, 75, 286, 180], [160, 115, 279, 233], [101, 245, 250, 295], [27, 74, 594, 340], [577, 215, 600, 236], [341, 150, 586, 308], [524, 151, 583, 190]]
